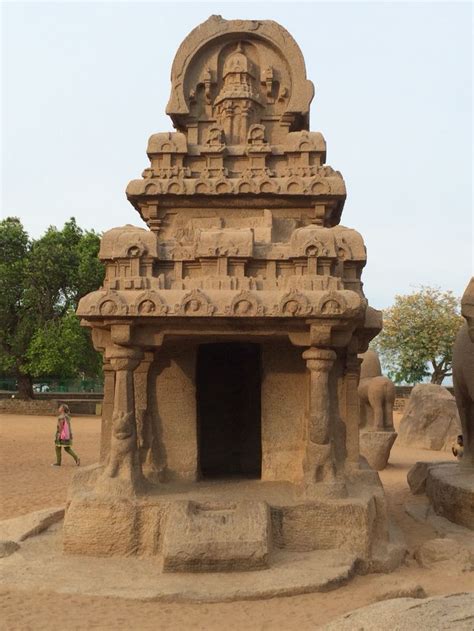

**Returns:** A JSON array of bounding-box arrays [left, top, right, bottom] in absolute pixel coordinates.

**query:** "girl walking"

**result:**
[[52, 404, 80, 466]]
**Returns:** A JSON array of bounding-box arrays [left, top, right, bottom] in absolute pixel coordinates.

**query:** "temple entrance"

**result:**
[[197, 342, 262, 479]]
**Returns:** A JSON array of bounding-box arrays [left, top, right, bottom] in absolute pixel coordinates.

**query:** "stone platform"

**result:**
[[425, 463, 474, 530], [1, 511, 404, 603], [62, 466, 405, 576]]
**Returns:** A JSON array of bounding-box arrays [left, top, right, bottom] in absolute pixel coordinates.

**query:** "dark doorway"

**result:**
[[196, 342, 262, 479]]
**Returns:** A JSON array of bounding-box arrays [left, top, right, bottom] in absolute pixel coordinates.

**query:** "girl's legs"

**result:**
[[55, 446, 62, 465], [64, 446, 80, 464]]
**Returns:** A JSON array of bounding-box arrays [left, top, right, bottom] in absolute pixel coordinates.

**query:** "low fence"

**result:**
[[0, 377, 103, 394]]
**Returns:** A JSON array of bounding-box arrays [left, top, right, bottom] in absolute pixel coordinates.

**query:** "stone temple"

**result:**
[[65, 16, 402, 576]]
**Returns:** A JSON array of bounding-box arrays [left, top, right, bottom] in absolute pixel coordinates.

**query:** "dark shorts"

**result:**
[[55, 440, 73, 447]]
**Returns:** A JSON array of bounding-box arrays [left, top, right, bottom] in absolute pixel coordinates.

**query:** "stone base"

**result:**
[[359, 431, 397, 471], [1, 519, 361, 601], [425, 462, 474, 530], [63, 466, 404, 575], [161, 500, 271, 572]]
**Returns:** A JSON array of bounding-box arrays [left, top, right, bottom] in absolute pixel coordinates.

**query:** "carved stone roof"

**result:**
[[126, 15, 346, 219]]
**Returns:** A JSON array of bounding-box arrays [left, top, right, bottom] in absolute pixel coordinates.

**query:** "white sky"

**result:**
[[2, 1, 473, 309]]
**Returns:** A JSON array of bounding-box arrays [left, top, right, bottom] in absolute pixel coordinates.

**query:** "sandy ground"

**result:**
[[0, 412, 472, 631]]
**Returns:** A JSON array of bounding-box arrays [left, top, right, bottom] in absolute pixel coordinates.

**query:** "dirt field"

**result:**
[[0, 412, 472, 630]]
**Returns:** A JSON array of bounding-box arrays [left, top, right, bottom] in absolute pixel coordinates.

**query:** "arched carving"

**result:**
[[278, 290, 311, 316], [134, 291, 168, 316], [166, 180, 184, 194], [247, 124, 267, 147], [257, 178, 278, 194], [176, 289, 215, 316], [238, 179, 255, 194], [96, 291, 128, 317], [285, 177, 304, 194], [227, 291, 264, 316], [144, 182, 161, 195], [166, 16, 314, 130], [204, 125, 225, 148], [303, 239, 329, 258], [311, 179, 330, 195], [317, 292, 347, 317]]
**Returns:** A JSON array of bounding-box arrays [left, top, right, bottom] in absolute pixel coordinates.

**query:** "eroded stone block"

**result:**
[[161, 500, 271, 572]]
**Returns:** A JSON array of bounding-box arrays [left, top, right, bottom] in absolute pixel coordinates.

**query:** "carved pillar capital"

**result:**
[[110, 355, 142, 373], [107, 344, 143, 370], [303, 347, 336, 372]]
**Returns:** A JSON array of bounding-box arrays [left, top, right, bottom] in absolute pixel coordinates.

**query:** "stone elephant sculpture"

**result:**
[[452, 277, 474, 467], [358, 350, 395, 431]]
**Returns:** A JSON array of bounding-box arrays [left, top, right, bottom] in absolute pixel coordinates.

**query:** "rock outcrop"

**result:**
[[398, 383, 461, 451], [322, 593, 474, 630]]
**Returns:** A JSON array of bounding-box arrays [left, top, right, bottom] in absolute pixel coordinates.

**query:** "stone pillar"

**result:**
[[100, 361, 115, 463], [302, 347, 337, 488], [98, 345, 144, 495], [344, 353, 363, 469], [134, 351, 163, 481]]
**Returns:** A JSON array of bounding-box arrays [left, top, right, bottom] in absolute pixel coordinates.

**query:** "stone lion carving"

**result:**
[[358, 350, 395, 431]]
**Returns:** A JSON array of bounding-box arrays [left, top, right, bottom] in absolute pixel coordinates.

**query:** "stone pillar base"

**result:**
[[359, 431, 397, 471]]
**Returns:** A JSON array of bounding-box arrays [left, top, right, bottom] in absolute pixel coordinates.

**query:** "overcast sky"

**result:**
[[2, 1, 472, 309]]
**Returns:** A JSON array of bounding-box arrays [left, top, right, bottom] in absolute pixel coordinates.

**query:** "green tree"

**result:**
[[375, 287, 463, 385], [0, 218, 34, 397], [26, 311, 101, 379], [0, 217, 104, 397]]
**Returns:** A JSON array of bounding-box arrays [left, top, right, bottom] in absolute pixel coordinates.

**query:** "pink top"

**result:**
[[58, 416, 71, 441]]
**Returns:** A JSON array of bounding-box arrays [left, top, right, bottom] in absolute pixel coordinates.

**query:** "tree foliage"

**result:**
[[374, 287, 463, 385], [0, 217, 104, 397]]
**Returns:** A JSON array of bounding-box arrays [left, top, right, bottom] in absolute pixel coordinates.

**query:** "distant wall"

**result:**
[[0, 397, 100, 415]]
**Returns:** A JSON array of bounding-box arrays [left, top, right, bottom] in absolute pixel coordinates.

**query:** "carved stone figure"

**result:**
[[64, 16, 404, 579], [406, 278, 474, 531], [358, 350, 395, 431], [358, 349, 397, 471]]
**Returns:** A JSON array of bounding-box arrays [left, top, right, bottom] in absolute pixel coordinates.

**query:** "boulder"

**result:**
[[398, 384, 461, 451], [322, 593, 474, 630], [359, 431, 397, 470], [407, 461, 436, 494], [415, 537, 474, 570], [0, 506, 65, 543]]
